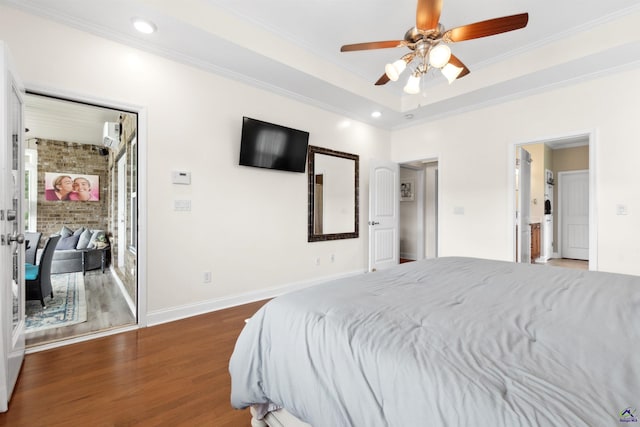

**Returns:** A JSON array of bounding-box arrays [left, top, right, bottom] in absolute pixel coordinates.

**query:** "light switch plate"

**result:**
[[616, 204, 628, 215], [172, 171, 191, 185], [174, 200, 191, 211]]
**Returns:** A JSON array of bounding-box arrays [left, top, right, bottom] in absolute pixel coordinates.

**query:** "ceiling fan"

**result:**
[[340, 0, 528, 94]]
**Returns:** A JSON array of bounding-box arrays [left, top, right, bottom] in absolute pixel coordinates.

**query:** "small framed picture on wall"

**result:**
[[400, 179, 414, 202]]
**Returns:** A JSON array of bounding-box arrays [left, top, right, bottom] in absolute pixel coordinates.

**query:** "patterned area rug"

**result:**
[[26, 272, 87, 333]]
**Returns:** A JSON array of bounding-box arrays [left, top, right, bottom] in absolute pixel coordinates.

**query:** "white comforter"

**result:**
[[230, 257, 640, 426]]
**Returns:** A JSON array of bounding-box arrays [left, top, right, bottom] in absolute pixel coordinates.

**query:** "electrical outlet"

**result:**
[[203, 271, 212, 283], [330, 254, 335, 263], [315, 257, 320, 266]]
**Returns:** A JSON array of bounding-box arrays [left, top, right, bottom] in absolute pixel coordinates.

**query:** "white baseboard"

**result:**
[[146, 269, 365, 327], [400, 252, 416, 260], [536, 254, 552, 263], [26, 324, 139, 354]]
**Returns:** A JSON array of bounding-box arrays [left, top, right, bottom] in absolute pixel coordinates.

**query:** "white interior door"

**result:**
[[517, 148, 531, 263], [117, 154, 127, 268], [369, 160, 399, 271], [0, 42, 26, 412], [560, 170, 589, 260]]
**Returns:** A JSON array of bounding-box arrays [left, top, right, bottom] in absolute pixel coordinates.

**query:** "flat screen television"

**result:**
[[239, 117, 310, 173]]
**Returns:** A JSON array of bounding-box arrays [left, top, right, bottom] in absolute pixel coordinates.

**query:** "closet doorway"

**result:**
[[399, 160, 439, 262]]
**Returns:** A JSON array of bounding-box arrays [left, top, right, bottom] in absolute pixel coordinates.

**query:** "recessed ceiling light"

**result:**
[[404, 113, 414, 120], [371, 111, 382, 118], [132, 18, 157, 34]]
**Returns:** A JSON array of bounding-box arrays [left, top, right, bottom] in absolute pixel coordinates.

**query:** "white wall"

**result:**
[[391, 67, 640, 275], [0, 7, 391, 320]]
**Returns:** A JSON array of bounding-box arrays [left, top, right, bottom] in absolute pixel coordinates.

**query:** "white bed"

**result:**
[[230, 257, 640, 426]]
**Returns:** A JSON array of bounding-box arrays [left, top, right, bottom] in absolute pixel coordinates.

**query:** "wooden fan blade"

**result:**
[[340, 40, 405, 52], [443, 13, 529, 42], [375, 74, 391, 86], [416, 0, 443, 31], [448, 54, 470, 79]]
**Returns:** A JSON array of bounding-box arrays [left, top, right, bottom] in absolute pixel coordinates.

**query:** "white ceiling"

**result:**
[[5, 0, 640, 131], [24, 94, 123, 146]]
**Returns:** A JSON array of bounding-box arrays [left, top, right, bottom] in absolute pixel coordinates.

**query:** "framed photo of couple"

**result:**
[[44, 172, 100, 202]]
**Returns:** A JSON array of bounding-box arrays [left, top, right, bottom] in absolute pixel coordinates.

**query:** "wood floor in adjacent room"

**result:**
[[0, 300, 269, 427], [26, 269, 136, 347], [545, 258, 588, 270]]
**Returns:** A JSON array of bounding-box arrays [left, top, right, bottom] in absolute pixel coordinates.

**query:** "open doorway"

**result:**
[[512, 134, 593, 270], [399, 160, 438, 263], [23, 93, 138, 347]]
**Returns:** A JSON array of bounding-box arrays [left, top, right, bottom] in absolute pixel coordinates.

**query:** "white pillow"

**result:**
[[76, 228, 93, 249], [87, 230, 106, 249]]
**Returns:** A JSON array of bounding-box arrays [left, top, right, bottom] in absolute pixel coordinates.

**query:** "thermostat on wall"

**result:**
[[172, 171, 191, 185]]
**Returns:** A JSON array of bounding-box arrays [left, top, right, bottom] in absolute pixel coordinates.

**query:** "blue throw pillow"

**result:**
[[59, 225, 73, 238], [25, 263, 38, 280]]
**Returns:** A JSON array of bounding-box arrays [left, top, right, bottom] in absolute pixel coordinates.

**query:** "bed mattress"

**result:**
[[230, 257, 640, 426]]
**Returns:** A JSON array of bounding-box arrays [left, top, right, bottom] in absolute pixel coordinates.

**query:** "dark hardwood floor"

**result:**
[[0, 300, 269, 426]]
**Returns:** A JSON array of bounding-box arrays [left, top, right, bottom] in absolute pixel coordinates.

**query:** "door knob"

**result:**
[[7, 232, 25, 244], [369, 221, 380, 226]]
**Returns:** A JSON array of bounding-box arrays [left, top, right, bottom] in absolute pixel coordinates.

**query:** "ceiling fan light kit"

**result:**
[[404, 73, 422, 94], [384, 59, 407, 81], [428, 43, 451, 68], [441, 62, 464, 84], [340, 0, 528, 95]]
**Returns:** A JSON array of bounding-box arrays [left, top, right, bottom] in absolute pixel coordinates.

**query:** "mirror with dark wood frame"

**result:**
[[308, 145, 359, 242]]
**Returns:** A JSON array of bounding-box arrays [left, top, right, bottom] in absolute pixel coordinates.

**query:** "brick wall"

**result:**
[[37, 139, 110, 239]]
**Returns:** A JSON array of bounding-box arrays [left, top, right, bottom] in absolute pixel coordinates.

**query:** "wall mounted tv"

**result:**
[[239, 117, 310, 173]]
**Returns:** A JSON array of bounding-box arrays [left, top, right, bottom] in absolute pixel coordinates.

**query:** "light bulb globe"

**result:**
[[429, 44, 451, 69], [441, 63, 463, 84], [385, 59, 407, 81], [403, 74, 421, 95]]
